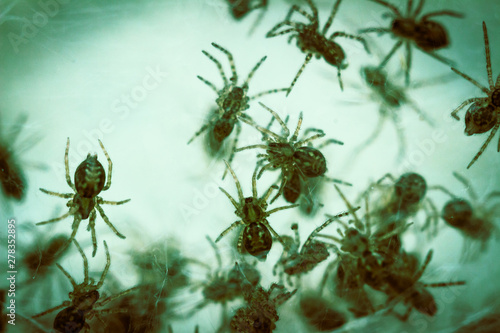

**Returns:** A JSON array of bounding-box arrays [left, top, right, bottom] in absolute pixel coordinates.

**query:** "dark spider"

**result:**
[[431, 172, 500, 261], [216, 161, 298, 260], [32, 240, 136, 333], [227, 0, 267, 19], [37, 138, 130, 257], [188, 236, 260, 332], [360, 0, 462, 85], [266, 0, 369, 95], [272, 212, 351, 286], [237, 103, 344, 203], [299, 293, 347, 331], [450, 22, 500, 169], [188, 42, 288, 178]]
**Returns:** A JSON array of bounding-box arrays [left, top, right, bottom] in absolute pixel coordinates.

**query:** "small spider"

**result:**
[[432, 172, 500, 260], [266, 0, 369, 94], [450, 22, 500, 169], [230, 281, 297, 333], [37, 138, 130, 257], [227, 0, 267, 20], [187, 236, 260, 332], [237, 103, 345, 203], [299, 292, 347, 331], [188, 42, 288, 178], [381, 250, 465, 321], [32, 240, 136, 333], [216, 161, 298, 260], [272, 211, 351, 286], [360, 0, 462, 85]]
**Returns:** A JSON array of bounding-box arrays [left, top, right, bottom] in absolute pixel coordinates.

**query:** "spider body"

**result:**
[[189, 43, 287, 176], [237, 103, 340, 203], [266, 0, 368, 94], [227, 0, 267, 20], [216, 161, 298, 260], [361, 0, 462, 85], [32, 240, 136, 333], [37, 138, 130, 257], [299, 294, 347, 331]]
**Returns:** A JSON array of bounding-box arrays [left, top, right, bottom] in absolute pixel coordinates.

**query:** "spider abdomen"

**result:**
[[416, 20, 449, 51], [394, 173, 427, 206], [74, 154, 105, 198], [54, 307, 85, 333], [492, 87, 500, 107], [464, 102, 496, 135], [293, 147, 326, 178], [243, 222, 273, 260]]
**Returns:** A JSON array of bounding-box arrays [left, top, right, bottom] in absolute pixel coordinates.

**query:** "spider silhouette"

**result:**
[[266, 0, 369, 95], [450, 22, 500, 168], [360, 0, 462, 85], [37, 138, 130, 257]]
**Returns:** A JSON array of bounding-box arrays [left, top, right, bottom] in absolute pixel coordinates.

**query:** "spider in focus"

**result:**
[[188, 42, 288, 178], [272, 212, 351, 287], [431, 172, 500, 261], [237, 102, 347, 204], [32, 240, 136, 333], [37, 138, 130, 257], [266, 0, 370, 95], [450, 22, 500, 169], [216, 161, 298, 260], [360, 0, 462, 85]]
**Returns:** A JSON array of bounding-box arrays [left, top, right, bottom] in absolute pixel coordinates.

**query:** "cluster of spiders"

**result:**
[[3, 0, 498, 332]]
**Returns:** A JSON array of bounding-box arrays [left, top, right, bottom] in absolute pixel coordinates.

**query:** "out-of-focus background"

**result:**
[[1, 0, 499, 332]]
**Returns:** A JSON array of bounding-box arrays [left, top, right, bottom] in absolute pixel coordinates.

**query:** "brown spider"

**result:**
[[216, 161, 298, 260], [32, 240, 136, 333], [450, 22, 500, 169], [37, 138, 130, 257], [188, 42, 288, 178], [272, 212, 351, 286], [230, 281, 296, 333], [237, 103, 345, 203], [299, 292, 347, 331], [432, 172, 500, 260], [227, 0, 267, 20], [266, 0, 369, 94], [360, 0, 462, 85]]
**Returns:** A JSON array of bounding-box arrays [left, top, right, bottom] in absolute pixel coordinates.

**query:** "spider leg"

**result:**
[[56, 263, 77, 288], [412, 0, 424, 17], [322, 0, 342, 35], [243, 55, 266, 88], [249, 88, 289, 100], [467, 124, 499, 169], [100, 198, 131, 205], [413, 249, 433, 281], [247, 2, 268, 36], [286, 3, 315, 23], [72, 239, 89, 284], [393, 112, 407, 162], [188, 121, 211, 145], [450, 68, 489, 94], [96, 241, 111, 289], [370, 0, 402, 16], [235, 143, 268, 153], [257, 162, 274, 180], [266, 202, 299, 216], [295, 133, 325, 147], [450, 98, 485, 120], [95, 203, 126, 240], [330, 32, 370, 54], [222, 121, 241, 180], [481, 22, 495, 89], [36, 206, 74, 225], [378, 40, 403, 70], [266, 21, 298, 38], [289, 112, 303, 142], [39, 188, 73, 198], [287, 53, 313, 97], [452, 172, 478, 201], [258, 102, 290, 137], [32, 301, 70, 318], [323, 176, 352, 187], [196, 75, 219, 94], [211, 43, 238, 82], [263, 220, 284, 246], [420, 10, 464, 21], [88, 209, 98, 257], [351, 110, 387, 157], [358, 27, 391, 35], [404, 41, 412, 86], [98, 139, 113, 191], [64, 138, 76, 191], [201, 50, 228, 86], [222, 160, 244, 202]]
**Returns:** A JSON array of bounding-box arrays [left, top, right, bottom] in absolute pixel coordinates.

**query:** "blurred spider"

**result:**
[[227, 0, 267, 20], [188, 236, 260, 332], [237, 103, 346, 203], [188, 42, 288, 178], [272, 212, 351, 286], [216, 161, 298, 260], [298, 292, 347, 331], [266, 0, 369, 94], [32, 240, 136, 333], [382, 250, 465, 321], [450, 22, 500, 169], [360, 0, 462, 85], [37, 138, 130, 257], [432, 172, 500, 261], [230, 280, 297, 333]]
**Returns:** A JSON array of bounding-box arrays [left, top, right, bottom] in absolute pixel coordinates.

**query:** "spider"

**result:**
[[187, 236, 260, 332], [32, 240, 136, 333], [381, 250, 465, 321], [37, 138, 130, 257], [227, 0, 267, 20], [216, 161, 298, 260], [299, 292, 347, 331], [237, 103, 345, 203], [360, 0, 462, 85], [272, 212, 351, 286], [266, 0, 369, 95], [230, 281, 296, 333], [431, 172, 500, 261], [188, 42, 288, 178], [450, 22, 500, 169]]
